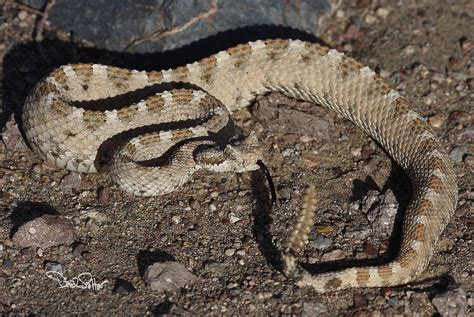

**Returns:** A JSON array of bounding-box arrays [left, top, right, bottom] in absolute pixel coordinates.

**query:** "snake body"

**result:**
[[22, 39, 458, 292]]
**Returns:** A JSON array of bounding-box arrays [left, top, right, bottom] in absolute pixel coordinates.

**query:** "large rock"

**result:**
[[21, 0, 331, 53]]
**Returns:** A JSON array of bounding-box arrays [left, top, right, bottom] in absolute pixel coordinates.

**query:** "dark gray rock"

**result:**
[[44, 261, 65, 275], [112, 278, 136, 295], [2, 258, 14, 269], [21, 0, 331, 53]]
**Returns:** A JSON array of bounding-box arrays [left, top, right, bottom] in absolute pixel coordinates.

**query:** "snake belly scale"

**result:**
[[22, 39, 458, 293]]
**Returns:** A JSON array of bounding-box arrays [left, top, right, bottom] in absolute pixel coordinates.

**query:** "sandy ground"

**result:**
[[0, 0, 472, 315]]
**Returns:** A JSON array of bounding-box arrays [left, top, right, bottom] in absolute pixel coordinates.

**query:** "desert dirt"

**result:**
[[0, 0, 472, 315]]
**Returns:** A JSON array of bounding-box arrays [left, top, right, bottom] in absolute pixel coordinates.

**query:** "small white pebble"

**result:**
[[351, 147, 362, 157], [18, 11, 28, 20], [171, 215, 181, 224], [229, 214, 240, 224], [379, 69, 391, 78], [364, 14, 377, 24], [225, 248, 235, 256], [376, 7, 390, 19], [403, 45, 416, 55], [299, 135, 313, 143], [336, 10, 345, 18], [209, 203, 217, 212], [209, 191, 219, 199]]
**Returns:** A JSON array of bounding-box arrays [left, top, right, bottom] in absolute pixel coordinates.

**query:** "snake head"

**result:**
[[197, 131, 263, 173], [223, 131, 264, 172]]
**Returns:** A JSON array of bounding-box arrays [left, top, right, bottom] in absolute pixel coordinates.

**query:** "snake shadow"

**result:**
[[250, 169, 283, 271], [249, 158, 418, 279]]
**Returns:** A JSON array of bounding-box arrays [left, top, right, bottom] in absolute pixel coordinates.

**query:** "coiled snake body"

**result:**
[[22, 39, 458, 292]]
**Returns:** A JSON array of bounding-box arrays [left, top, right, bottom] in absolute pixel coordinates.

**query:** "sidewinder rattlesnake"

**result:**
[[22, 39, 458, 293]]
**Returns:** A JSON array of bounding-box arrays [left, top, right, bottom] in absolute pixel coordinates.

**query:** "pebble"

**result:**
[[344, 23, 360, 40], [364, 157, 379, 173], [299, 135, 313, 143], [257, 292, 273, 300], [1, 114, 28, 151], [229, 213, 240, 224], [360, 147, 375, 159], [376, 7, 390, 19], [0, 242, 4, 252], [321, 249, 346, 261], [278, 186, 293, 201], [209, 191, 219, 199], [387, 296, 398, 307], [375, 295, 386, 306], [301, 301, 329, 315], [309, 235, 333, 250], [379, 69, 391, 78], [112, 278, 136, 294], [2, 258, 14, 269], [44, 261, 65, 275], [80, 209, 108, 223], [351, 147, 362, 157], [455, 202, 470, 217], [316, 225, 335, 234], [336, 10, 345, 18], [403, 45, 416, 55], [122, 201, 137, 217], [97, 187, 111, 204], [432, 287, 468, 317], [428, 114, 444, 128], [449, 146, 467, 162], [171, 215, 181, 224], [364, 14, 377, 24], [225, 248, 236, 256], [143, 261, 196, 292], [363, 243, 378, 256], [189, 198, 200, 210], [354, 292, 368, 308], [72, 242, 88, 258], [360, 190, 398, 235], [282, 148, 296, 157], [29, 164, 42, 180], [205, 262, 226, 274], [12, 215, 76, 249], [209, 203, 217, 212], [60, 172, 82, 193], [18, 10, 28, 20]]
